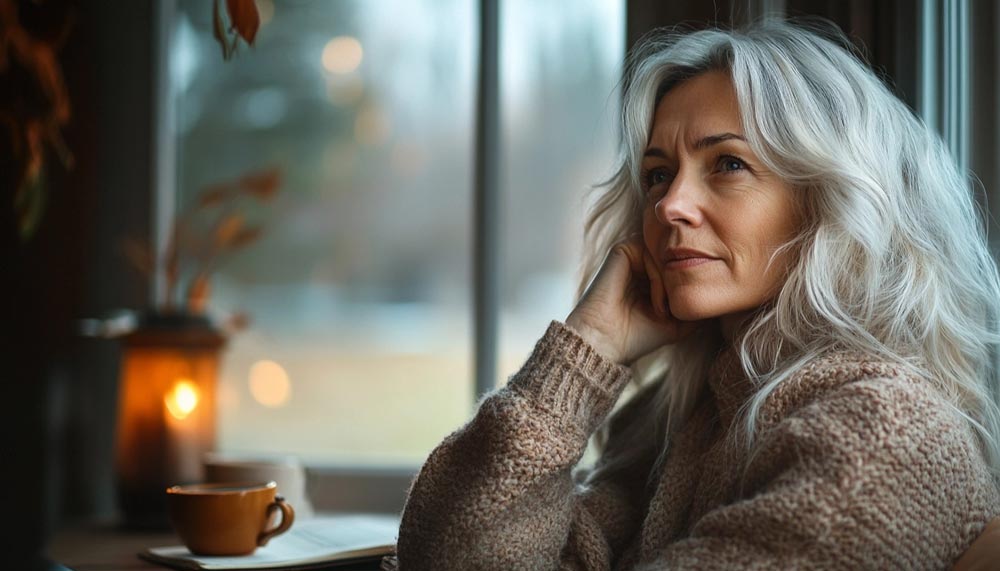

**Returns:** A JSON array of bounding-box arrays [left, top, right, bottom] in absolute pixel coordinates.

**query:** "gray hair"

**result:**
[[583, 19, 1000, 486]]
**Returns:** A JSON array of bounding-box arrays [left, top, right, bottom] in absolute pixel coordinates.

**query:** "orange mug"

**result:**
[[166, 481, 295, 556]]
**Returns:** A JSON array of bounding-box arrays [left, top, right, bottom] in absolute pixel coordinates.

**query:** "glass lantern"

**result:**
[[115, 312, 225, 528]]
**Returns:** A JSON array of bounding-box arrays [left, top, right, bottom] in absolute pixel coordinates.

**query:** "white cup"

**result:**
[[203, 453, 314, 519]]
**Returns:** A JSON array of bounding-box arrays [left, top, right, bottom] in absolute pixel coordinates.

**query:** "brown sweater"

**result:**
[[396, 321, 1000, 570]]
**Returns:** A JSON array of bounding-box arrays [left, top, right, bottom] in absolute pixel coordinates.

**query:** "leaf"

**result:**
[[226, 0, 260, 45], [215, 214, 244, 247], [230, 226, 263, 249], [237, 168, 281, 201], [1, 0, 74, 241], [31, 46, 71, 123], [186, 274, 212, 315], [14, 162, 45, 241], [198, 182, 234, 207], [44, 120, 73, 168], [212, 0, 232, 60]]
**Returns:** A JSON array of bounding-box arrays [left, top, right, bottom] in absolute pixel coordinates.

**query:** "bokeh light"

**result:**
[[249, 360, 292, 407], [322, 36, 364, 74]]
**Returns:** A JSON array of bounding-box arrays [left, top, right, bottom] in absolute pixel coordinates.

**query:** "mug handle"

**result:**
[[257, 495, 295, 547]]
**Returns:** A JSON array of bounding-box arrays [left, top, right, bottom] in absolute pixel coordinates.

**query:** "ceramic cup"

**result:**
[[203, 453, 314, 519], [166, 481, 295, 556]]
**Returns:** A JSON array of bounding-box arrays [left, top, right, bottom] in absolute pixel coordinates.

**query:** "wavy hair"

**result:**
[[583, 19, 1000, 487]]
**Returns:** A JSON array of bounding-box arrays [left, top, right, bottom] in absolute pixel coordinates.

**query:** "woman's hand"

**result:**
[[566, 236, 698, 364]]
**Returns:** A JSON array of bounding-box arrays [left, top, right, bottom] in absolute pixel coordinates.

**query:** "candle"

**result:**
[[164, 378, 203, 485], [115, 312, 225, 528]]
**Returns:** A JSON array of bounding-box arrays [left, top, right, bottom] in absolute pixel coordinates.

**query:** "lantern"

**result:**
[[115, 312, 225, 528]]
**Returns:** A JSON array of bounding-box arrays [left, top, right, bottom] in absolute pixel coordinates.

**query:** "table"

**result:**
[[49, 525, 385, 571], [49, 526, 171, 571]]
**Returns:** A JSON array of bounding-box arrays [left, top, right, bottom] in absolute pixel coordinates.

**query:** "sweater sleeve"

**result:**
[[643, 376, 1000, 571], [396, 321, 642, 571]]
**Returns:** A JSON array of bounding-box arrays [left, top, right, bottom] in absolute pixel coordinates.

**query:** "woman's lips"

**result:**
[[661, 247, 721, 270], [662, 257, 719, 270]]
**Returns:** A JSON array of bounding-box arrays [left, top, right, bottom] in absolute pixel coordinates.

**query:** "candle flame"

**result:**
[[165, 379, 200, 420]]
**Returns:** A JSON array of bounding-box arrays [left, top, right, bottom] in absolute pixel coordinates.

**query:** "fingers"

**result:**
[[598, 238, 643, 293], [592, 244, 631, 298], [611, 238, 667, 320], [643, 249, 666, 318], [612, 236, 646, 274]]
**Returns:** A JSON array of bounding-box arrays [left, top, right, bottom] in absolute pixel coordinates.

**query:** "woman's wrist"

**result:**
[[564, 313, 623, 364]]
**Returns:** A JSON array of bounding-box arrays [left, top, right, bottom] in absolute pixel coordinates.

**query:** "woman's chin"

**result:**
[[667, 303, 709, 322], [666, 296, 725, 322]]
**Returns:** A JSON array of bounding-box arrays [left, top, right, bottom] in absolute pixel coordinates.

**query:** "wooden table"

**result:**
[[49, 524, 385, 571], [49, 525, 172, 570]]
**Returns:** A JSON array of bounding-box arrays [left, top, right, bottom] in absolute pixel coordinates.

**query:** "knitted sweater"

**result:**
[[396, 321, 1000, 570]]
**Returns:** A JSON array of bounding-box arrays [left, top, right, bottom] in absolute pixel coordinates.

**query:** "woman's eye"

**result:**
[[643, 168, 671, 190], [717, 156, 747, 173]]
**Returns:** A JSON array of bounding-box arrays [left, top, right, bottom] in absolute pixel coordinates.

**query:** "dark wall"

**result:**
[[626, 0, 919, 110], [970, 0, 1000, 248], [626, 0, 741, 49], [2, 0, 154, 563]]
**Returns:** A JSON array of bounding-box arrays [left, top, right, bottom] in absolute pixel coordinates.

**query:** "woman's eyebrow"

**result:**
[[643, 132, 747, 158], [693, 132, 746, 149], [643, 147, 667, 158]]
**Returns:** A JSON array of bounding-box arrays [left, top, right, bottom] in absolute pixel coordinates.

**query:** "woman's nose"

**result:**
[[654, 176, 704, 227]]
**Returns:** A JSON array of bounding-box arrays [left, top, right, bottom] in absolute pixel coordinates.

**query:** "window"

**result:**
[[167, 0, 624, 466], [497, 1, 624, 385]]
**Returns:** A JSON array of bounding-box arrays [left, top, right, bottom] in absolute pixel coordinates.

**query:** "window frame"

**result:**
[[150, 0, 504, 513]]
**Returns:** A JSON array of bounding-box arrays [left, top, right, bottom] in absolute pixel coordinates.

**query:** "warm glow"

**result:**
[[322, 36, 363, 74], [165, 379, 200, 420], [249, 360, 291, 407]]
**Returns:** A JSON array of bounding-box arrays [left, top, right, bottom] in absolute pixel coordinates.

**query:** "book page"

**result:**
[[144, 514, 398, 570]]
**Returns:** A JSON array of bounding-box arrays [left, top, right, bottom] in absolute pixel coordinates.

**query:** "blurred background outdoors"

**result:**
[[170, 0, 624, 464]]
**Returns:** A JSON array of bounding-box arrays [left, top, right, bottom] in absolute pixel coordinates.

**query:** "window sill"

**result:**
[[306, 463, 419, 515]]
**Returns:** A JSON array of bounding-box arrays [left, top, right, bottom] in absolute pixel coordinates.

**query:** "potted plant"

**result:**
[[114, 167, 281, 527]]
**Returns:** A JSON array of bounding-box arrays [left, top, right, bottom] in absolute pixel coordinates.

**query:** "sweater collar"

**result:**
[[704, 347, 913, 429], [705, 346, 755, 427]]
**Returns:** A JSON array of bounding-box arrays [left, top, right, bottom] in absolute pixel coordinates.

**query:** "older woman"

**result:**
[[395, 20, 1000, 570]]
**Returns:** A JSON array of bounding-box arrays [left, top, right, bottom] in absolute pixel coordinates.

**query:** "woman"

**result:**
[[395, 20, 1000, 570]]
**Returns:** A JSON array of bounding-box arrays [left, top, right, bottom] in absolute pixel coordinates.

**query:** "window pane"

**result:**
[[497, 0, 625, 384], [171, 0, 475, 464]]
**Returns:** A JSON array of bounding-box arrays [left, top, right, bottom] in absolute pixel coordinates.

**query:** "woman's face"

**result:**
[[641, 71, 801, 334]]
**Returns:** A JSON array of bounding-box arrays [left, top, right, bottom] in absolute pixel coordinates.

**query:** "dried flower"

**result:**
[[0, 0, 75, 240], [213, 0, 260, 61], [123, 167, 283, 315]]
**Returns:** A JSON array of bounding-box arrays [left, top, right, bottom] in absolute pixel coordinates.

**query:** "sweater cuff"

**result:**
[[505, 320, 634, 433]]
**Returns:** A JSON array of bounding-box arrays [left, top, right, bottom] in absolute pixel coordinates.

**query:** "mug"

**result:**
[[203, 453, 314, 519], [166, 481, 295, 556]]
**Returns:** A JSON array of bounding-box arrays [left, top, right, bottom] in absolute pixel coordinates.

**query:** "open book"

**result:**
[[140, 514, 398, 570]]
